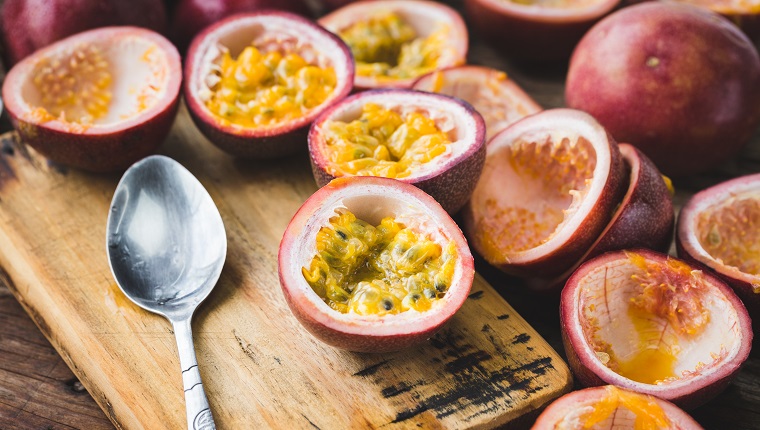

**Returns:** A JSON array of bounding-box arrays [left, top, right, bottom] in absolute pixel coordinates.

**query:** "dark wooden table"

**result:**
[[2, 4, 760, 429]]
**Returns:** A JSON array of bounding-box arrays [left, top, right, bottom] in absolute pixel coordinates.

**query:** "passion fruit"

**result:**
[[318, 0, 468, 90], [464, 0, 619, 62], [462, 108, 626, 279], [170, 0, 311, 53], [566, 2, 760, 177], [2, 26, 181, 172], [532, 385, 703, 429], [677, 173, 760, 318], [183, 11, 354, 158], [308, 89, 486, 215], [561, 249, 753, 409], [412, 66, 542, 142], [0, 0, 168, 67], [278, 176, 474, 353]]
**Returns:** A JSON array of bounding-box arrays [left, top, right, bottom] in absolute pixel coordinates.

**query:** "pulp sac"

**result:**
[[575, 386, 671, 430], [478, 136, 596, 255], [205, 45, 336, 127], [339, 12, 447, 80], [696, 197, 760, 280], [302, 209, 457, 315], [31, 45, 113, 124], [324, 103, 451, 178]]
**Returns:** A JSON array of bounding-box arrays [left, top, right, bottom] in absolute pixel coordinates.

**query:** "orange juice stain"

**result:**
[[582, 386, 671, 430]]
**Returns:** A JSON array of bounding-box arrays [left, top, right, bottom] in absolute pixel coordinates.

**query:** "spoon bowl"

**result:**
[[106, 154, 226, 429]]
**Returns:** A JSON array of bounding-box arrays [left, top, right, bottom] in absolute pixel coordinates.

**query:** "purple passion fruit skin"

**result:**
[[308, 89, 486, 215], [183, 11, 355, 159], [278, 176, 474, 353], [566, 2, 760, 177], [2, 26, 181, 172], [560, 249, 753, 410]]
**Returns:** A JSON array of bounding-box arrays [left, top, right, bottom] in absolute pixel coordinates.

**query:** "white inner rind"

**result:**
[[284, 182, 469, 336], [577, 258, 743, 387], [316, 92, 481, 180], [477, 0, 617, 19], [20, 35, 170, 126]]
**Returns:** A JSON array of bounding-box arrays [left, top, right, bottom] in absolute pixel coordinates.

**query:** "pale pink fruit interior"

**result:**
[[578, 255, 743, 386], [552, 397, 677, 429]]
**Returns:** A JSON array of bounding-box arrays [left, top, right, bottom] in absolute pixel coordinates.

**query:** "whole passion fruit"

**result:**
[[561, 249, 752, 409], [184, 11, 354, 158], [677, 173, 760, 318], [532, 385, 703, 429], [278, 176, 474, 353], [566, 2, 760, 177], [2, 26, 181, 172], [412, 66, 542, 142], [462, 108, 626, 279], [318, 0, 468, 90], [464, 0, 619, 62], [308, 89, 486, 215], [0, 0, 167, 67]]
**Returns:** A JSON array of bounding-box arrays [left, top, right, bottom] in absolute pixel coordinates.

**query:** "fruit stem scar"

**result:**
[[646, 57, 660, 68]]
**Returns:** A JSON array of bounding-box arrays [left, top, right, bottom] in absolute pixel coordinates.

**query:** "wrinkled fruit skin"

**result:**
[[0, 0, 167, 66], [566, 2, 760, 177], [170, 0, 311, 53]]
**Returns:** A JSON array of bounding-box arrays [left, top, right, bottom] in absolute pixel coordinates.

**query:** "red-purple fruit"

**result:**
[[308, 89, 486, 215], [412, 65, 542, 142], [184, 12, 354, 158], [170, 0, 311, 53], [532, 385, 703, 429], [278, 176, 474, 353], [677, 173, 760, 318], [566, 2, 760, 177], [462, 108, 626, 279], [464, 0, 619, 62], [319, 0, 468, 90], [0, 0, 167, 67], [561, 249, 753, 409], [2, 27, 181, 172]]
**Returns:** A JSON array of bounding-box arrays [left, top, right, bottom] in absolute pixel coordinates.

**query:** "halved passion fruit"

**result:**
[[464, 0, 620, 62], [532, 385, 703, 429], [462, 108, 626, 279], [318, 0, 468, 89], [561, 249, 752, 409], [308, 89, 486, 215], [412, 66, 542, 142], [2, 26, 181, 172], [278, 176, 474, 352], [677, 173, 760, 317], [184, 11, 354, 158]]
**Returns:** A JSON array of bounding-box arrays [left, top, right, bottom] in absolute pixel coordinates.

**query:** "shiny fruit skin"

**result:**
[[566, 2, 760, 177], [170, 0, 311, 53], [0, 0, 167, 66]]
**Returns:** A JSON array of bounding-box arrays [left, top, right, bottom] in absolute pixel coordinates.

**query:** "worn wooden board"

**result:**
[[0, 102, 572, 429]]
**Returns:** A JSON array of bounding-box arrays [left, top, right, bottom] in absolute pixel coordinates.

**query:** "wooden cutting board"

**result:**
[[0, 106, 571, 429]]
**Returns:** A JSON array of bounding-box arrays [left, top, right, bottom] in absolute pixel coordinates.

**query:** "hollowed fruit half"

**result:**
[[677, 173, 760, 317], [412, 66, 542, 142], [561, 249, 752, 409], [184, 11, 354, 158], [532, 385, 703, 429], [464, 0, 619, 62], [278, 176, 474, 352], [319, 0, 468, 90], [308, 89, 486, 215], [462, 108, 626, 278], [2, 26, 181, 172]]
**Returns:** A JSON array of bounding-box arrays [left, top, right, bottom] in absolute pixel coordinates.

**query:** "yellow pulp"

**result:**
[[616, 305, 678, 384], [339, 12, 448, 80], [580, 386, 671, 430], [697, 197, 760, 277], [32, 45, 112, 124], [324, 103, 450, 178], [302, 209, 457, 315], [205, 45, 336, 127]]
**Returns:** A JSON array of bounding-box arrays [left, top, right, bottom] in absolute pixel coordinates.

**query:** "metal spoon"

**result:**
[[106, 155, 226, 430]]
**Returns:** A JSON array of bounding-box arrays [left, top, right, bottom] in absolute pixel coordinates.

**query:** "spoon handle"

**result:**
[[173, 318, 216, 430]]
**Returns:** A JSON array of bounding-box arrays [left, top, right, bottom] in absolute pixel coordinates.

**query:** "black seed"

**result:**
[[435, 282, 447, 292], [423, 288, 436, 299], [337, 230, 348, 240], [410, 294, 421, 302], [382, 299, 393, 310]]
